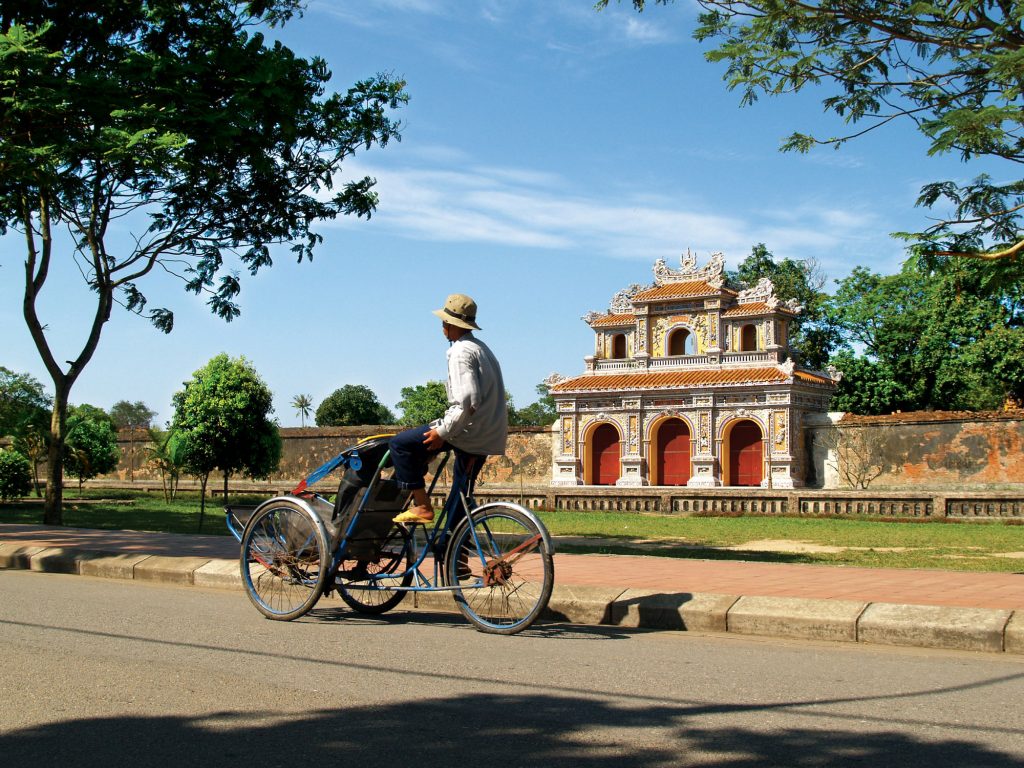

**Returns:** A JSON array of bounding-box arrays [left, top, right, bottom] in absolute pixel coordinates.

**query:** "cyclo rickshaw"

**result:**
[[226, 435, 555, 635]]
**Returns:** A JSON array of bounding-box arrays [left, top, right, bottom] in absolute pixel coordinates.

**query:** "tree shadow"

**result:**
[[3, 688, 1021, 768]]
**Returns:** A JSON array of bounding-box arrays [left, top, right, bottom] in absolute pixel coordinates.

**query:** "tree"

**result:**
[[396, 381, 449, 426], [0, 366, 50, 439], [291, 393, 314, 427], [606, 1, 1024, 262], [171, 354, 282, 530], [315, 385, 394, 426], [728, 243, 838, 369], [1, 2, 407, 525], [63, 409, 120, 493], [110, 401, 156, 430]]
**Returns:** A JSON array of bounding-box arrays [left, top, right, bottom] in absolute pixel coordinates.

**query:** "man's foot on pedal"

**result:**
[[393, 506, 434, 524]]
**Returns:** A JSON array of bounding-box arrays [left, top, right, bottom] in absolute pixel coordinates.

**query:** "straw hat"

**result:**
[[432, 293, 481, 330]]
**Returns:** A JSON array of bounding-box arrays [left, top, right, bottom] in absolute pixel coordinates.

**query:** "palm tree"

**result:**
[[292, 394, 314, 427]]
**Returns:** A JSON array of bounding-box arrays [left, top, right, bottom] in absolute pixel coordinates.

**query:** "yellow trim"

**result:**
[[358, 433, 396, 444]]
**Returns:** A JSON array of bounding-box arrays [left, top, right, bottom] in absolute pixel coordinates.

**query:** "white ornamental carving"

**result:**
[[543, 372, 566, 388], [609, 283, 646, 313], [653, 249, 726, 285], [738, 276, 776, 305]]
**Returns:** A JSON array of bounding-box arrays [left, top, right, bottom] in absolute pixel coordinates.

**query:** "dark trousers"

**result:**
[[389, 425, 486, 538]]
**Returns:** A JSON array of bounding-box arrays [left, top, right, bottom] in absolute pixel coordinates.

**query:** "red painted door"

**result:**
[[591, 424, 620, 486], [657, 420, 690, 485], [730, 421, 763, 486]]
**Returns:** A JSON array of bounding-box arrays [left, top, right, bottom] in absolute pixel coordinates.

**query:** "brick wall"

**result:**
[[805, 411, 1024, 490], [102, 411, 1024, 491]]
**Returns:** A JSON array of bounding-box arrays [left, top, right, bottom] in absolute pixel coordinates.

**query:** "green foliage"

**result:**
[[611, 1, 1024, 260], [826, 258, 1024, 413], [728, 243, 838, 369], [63, 412, 120, 487], [827, 352, 908, 416], [171, 354, 282, 484], [0, 449, 32, 500], [67, 403, 114, 426], [396, 381, 449, 425], [110, 400, 157, 429], [509, 383, 558, 427], [0, 367, 51, 439], [315, 385, 394, 426]]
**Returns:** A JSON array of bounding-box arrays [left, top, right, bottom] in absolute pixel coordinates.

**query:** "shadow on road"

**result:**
[[3, 688, 1021, 767]]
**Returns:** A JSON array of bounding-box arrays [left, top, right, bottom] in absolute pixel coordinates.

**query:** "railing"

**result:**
[[647, 356, 712, 368], [720, 351, 777, 365], [82, 479, 1024, 519]]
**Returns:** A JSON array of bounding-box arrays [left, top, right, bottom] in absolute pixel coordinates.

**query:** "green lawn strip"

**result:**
[[1, 491, 1022, 572], [0, 490, 269, 536]]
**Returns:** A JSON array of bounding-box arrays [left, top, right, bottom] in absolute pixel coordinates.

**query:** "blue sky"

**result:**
[[0, 0, 997, 427]]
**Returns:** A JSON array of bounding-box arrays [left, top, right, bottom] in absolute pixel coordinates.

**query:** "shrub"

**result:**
[[0, 449, 32, 500]]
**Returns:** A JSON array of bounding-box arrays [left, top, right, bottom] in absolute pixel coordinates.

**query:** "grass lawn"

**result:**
[[1, 489, 1022, 572]]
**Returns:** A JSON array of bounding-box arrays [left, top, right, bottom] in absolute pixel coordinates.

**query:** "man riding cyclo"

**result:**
[[388, 293, 508, 552]]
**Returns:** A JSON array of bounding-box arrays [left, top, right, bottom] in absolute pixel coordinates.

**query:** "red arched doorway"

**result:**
[[590, 424, 620, 486], [728, 420, 763, 486], [656, 419, 691, 486]]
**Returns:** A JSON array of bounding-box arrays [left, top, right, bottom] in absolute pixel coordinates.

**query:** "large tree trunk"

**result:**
[[43, 389, 68, 526]]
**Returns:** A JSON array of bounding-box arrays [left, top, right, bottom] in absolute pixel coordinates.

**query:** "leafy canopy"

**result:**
[[314, 384, 395, 426], [826, 257, 1024, 413], [171, 353, 282, 482], [0, 366, 51, 438], [604, 1, 1024, 261]]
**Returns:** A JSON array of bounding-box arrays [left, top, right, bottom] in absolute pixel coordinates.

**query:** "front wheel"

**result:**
[[240, 499, 329, 621], [446, 503, 554, 634]]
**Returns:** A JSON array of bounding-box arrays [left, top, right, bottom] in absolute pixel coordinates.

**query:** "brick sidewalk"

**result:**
[[2, 524, 1022, 611]]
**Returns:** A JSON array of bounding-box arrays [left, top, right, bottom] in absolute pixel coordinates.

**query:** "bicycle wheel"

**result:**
[[447, 503, 554, 634], [240, 499, 330, 621], [337, 525, 414, 614]]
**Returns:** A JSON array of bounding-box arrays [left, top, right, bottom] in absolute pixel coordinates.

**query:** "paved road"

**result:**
[[2, 570, 1023, 767]]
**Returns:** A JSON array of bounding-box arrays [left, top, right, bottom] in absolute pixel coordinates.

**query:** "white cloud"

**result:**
[[623, 17, 674, 44], [332, 153, 882, 279]]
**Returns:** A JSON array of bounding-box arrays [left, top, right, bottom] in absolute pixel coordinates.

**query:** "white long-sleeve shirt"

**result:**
[[432, 332, 508, 456]]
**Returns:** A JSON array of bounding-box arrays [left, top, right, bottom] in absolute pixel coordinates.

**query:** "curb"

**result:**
[[1, 543, 1020, 655]]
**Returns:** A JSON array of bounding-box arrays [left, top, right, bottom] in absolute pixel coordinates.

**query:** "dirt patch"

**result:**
[[727, 539, 910, 554]]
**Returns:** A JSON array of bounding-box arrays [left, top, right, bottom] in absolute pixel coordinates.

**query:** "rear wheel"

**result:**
[[338, 525, 414, 614], [240, 500, 329, 621], [447, 503, 554, 634]]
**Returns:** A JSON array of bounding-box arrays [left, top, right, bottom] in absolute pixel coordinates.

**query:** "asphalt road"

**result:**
[[2, 570, 1023, 767]]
